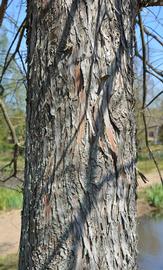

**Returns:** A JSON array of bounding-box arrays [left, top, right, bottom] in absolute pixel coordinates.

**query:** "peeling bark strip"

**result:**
[[19, 0, 138, 269]]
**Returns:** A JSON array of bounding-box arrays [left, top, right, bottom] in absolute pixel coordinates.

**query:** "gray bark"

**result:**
[[19, 0, 138, 269]]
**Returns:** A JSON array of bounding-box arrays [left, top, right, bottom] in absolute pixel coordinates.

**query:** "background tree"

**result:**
[[135, 5, 163, 182], [0, 7, 26, 183]]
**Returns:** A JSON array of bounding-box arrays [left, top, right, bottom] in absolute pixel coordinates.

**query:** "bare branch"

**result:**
[[134, 25, 163, 83], [0, 0, 8, 26], [136, 53, 163, 78], [138, 12, 163, 186], [0, 98, 19, 180], [18, 50, 27, 77], [0, 99, 18, 145], [0, 84, 5, 96], [0, 17, 26, 83], [0, 172, 22, 183], [145, 90, 163, 108], [138, 13, 147, 108], [142, 113, 163, 185], [144, 26, 163, 39], [141, 0, 163, 7], [143, 26, 163, 46], [146, 69, 163, 83]]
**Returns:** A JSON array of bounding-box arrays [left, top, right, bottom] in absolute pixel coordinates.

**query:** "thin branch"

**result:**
[[146, 69, 163, 83], [0, 98, 19, 180], [0, 99, 18, 145], [136, 53, 163, 78], [4, 12, 20, 29], [18, 50, 27, 77], [0, 172, 22, 183], [138, 12, 163, 186], [138, 13, 147, 108], [13, 57, 27, 90], [0, 159, 13, 171], [134, 24, 163, 83], [7, 0, 14, 9], [145, 91, 163, 108], [144, 26, 163, 39], [142, 113, 163, 185], [0, 0, 8, 26], [144, 26, 163, 46], [0, 17, 26, 83], [0, 84, 5, 96], [135, 19, 162, 49], [1, 17, 26, 77]]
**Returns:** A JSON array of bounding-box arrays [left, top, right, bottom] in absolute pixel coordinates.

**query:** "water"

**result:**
[[138, 213, 163, 270]]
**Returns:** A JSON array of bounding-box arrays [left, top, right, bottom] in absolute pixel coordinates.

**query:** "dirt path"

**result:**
[[0, 210, 21, 256], [0, 170, 162, 256], [137, 169, 163, 217]]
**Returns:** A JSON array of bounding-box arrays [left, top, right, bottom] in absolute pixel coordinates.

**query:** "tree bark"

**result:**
[[19, 0, 138, 269]]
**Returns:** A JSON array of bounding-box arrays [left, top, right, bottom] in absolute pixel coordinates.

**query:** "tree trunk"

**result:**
[[19, 0, 138, 269]]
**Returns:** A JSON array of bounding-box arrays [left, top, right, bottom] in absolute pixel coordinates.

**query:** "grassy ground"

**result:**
[[137, 158, 163, 173], [0, 254, 18, 270], [137, 144, 163, 173], [0, 151, 24, 171], [138, 184, 163, 209], [0, 187, 22, 211]]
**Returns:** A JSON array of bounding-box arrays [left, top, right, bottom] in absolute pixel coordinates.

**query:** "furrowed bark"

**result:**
[[19, 0, 138, 269]]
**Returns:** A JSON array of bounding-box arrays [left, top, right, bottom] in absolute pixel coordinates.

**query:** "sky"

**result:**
[[0, 0, 163, 107], [136, 6, 163, 96], [0, 0, 26, 68]]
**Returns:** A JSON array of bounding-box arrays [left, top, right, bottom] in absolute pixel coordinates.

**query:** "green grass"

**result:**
[[0, 254, 18, 270], [146, 184, 163, 209], [0, 187, 22, 211], [139, 184, 163, 209]]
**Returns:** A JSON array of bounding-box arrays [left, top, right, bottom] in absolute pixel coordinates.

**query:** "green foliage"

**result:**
[[0, 187, 22, 211], [0, 254, 18, 270], [145, 185, 163, 209]]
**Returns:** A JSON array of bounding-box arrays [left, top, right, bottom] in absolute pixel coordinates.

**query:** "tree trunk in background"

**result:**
[[19, 0, 138, 269]]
